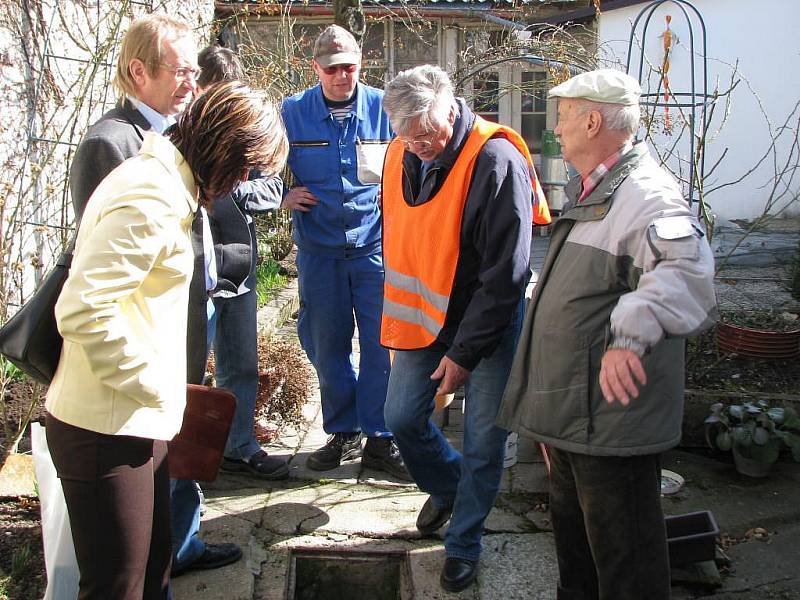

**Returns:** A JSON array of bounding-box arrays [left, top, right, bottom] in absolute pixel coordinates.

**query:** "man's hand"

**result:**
[[599, 348, 647, 406], [430, 356, 469, 396], [281, 186, 319, 212]]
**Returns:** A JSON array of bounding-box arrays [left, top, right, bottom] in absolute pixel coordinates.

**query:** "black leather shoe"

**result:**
[[416, 496, 453, 536], [221, 449, 289, 480], [440, 557, 478, 593], [362, 437, 414, 482], [171, 542, 242, 577], [306, 432, 363, 471]]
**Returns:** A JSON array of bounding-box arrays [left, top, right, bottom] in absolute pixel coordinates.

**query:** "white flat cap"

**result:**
[[548, 69, 641, 106]]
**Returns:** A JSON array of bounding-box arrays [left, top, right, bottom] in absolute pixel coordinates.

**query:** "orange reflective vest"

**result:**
[[381, 116, 550, 350]]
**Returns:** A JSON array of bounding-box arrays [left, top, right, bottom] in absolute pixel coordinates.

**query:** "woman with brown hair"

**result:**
[[44, 81, 287, 599]]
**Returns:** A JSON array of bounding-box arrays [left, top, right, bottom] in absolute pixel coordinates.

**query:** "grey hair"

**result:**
[[577, 99, 640, 137], [382, 65, 460, 134]]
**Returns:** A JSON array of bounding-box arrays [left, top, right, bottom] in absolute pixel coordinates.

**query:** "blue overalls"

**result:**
[[281, 83, 393, 436]]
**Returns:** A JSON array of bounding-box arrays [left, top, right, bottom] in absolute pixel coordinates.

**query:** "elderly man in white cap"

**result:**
[[497, 68, 717, 599]]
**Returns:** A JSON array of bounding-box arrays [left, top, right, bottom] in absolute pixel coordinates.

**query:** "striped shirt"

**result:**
[[329, 102, 353, 123], [579, 140, 634, 203]]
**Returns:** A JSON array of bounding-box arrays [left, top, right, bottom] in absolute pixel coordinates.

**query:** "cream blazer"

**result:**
[[46, 133, 198, 440]]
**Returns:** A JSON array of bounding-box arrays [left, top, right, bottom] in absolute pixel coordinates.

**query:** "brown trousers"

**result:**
[[46, 413, 172, 600], [549, 447, 670, 600]]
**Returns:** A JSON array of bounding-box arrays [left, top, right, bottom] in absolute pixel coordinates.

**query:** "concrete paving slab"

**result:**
[[504, 461, 549, 495], [477, 533, 558, 599], [290, 454, 361, 484], [484, 505, 536, 534], [0, 453, 35, 497], [660, 450, 800, 536], [262, 483, 429, 538], [706, 521, 800, 597], [171, 509, 256, 600], [201, 488, 272, 525]]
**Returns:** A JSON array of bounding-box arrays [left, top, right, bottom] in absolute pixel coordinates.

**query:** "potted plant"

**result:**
[[705, 400, 800, 477], [715, 310, 800, 360]]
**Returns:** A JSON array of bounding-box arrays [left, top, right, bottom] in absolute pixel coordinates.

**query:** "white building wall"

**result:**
[[0, 1, 213, 306], [597, 0, 800, 221]]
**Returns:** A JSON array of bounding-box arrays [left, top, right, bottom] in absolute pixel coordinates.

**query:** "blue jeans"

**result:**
[[169, 299, 215, 570], [170, 478, 204, 570], [297, 250, 391, 436], [209, 285, 261, 460], [384, 303, 522, 561]]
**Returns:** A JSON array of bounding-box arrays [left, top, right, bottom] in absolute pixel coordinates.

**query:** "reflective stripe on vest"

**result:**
[[380, 116, 547, 350]]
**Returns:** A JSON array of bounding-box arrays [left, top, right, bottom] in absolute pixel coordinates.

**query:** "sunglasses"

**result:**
[[320, 64, 358, 75]]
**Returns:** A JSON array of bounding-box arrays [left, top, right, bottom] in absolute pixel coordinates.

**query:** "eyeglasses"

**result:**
[[397, 133, 436, 150], [320, 63, 358, 76], [160, 62, 201, 81]]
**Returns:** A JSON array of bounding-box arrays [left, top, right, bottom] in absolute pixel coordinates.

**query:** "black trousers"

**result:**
[[46, 413, 171, 600], [548, 447, 670, 600]]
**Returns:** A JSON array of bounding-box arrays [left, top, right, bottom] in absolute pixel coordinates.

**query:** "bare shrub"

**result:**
[[255, 336, 312, 433]]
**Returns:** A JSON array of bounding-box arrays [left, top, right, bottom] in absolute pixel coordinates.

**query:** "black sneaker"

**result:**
[[221, 449, 289, 480], [306, 432, 363, 471], [362, 437, 414, 482]]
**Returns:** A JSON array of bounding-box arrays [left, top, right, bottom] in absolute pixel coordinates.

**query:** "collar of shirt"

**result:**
[[578, 140, 634, 203], [127, 95, 175, 134], [199, 207, 217, 292]]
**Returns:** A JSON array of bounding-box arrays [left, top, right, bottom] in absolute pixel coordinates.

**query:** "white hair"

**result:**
[[577, 99, 641, 137], [382, 65, 460, 134]]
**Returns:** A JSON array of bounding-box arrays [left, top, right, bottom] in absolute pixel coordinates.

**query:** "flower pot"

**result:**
[[732, 444, 775, 478], [665, 510, 720, 567], [716, 321, 800, 360]]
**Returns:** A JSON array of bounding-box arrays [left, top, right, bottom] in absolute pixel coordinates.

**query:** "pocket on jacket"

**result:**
[[527, 330, 591, 440], [289, 142, 331, 185], [356, 140, 389, 185]]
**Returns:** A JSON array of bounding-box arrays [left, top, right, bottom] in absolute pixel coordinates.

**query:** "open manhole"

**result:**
[[286, 549, 413, 600]]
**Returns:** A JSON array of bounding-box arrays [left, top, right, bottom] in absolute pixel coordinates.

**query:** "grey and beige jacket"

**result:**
[[497, 143, 717, 456]]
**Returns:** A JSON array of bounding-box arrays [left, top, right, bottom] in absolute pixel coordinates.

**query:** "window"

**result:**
[[361, 21, 388, 87], [472, 71, 499, 123], [521, 71, 548, 153], [392, 21, 439, 76]]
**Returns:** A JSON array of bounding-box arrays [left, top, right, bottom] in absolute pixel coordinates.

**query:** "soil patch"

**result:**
[[686, 327, 800, 394], [0, 497, 45, 599]]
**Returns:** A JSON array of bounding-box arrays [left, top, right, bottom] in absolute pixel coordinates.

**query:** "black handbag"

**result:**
[[0, 251, 72, 384]]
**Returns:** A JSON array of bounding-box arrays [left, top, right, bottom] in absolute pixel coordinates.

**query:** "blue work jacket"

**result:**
[[281, 83, 393, 258]]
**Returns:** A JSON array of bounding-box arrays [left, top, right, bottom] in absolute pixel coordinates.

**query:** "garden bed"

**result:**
[[682, 327, 800, 448]]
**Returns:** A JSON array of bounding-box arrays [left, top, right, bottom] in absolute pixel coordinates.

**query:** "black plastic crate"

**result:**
[[666, 510, 720, 567]]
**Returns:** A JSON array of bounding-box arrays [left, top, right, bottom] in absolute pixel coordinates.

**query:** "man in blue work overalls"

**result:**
[[281, 24, 410, 481]]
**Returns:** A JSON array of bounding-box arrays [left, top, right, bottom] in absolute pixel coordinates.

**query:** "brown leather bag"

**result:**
[[168, 384, 236, 482]]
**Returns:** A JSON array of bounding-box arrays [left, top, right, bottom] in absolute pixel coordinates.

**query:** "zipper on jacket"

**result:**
[[291, 140, 329, 147]]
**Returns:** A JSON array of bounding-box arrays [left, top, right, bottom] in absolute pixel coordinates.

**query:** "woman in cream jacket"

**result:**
[[45, 82, 287, 599]]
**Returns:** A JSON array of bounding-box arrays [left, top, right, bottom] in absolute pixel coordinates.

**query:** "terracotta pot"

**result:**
[[716, 321, 800, 360], [732, 444, 774, 478]]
